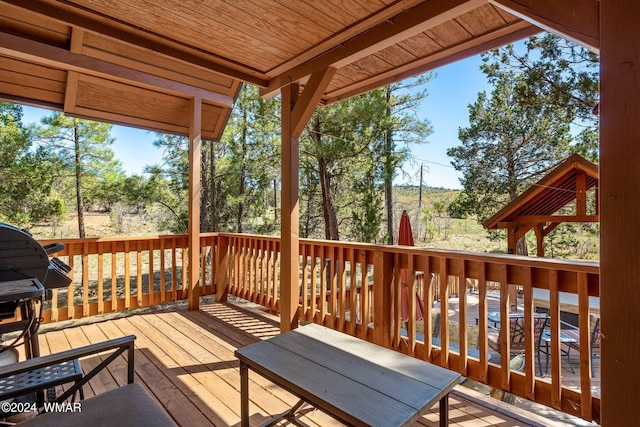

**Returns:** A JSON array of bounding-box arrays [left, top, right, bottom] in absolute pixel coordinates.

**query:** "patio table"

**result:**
[[235, 323, 461, 427], [540, 329, 579, 373]]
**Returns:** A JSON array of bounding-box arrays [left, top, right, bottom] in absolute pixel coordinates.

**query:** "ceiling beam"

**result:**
[[489, 0, 599, 53], [260, 0, 485, 98], [497, 215, 599, 227], [264, 0, 425, 79], [2, 0, 267, 87], [324, 21, 539, 104], [0, 31, 234, 108]]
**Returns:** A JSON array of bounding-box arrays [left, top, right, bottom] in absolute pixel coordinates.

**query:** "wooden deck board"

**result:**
[[25, 302, 571, 427]]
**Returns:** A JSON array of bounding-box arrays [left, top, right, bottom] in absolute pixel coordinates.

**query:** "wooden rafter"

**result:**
[[497, 215, 599, 227], [260, 0, 486, 98], [489, 0, 599, 52], [324, 21, 539, 105], [1, 0, 267, 87], [0, 31, 234, 107]]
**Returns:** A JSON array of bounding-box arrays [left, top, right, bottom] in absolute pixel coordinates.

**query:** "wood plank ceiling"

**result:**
[[0, 0, 540, 138]]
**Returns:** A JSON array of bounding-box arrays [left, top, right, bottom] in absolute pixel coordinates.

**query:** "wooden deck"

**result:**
[[17, 301, 587, 427]]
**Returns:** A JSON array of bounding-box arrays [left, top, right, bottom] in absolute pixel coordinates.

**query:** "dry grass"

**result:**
[[28, 211, 163, 240]]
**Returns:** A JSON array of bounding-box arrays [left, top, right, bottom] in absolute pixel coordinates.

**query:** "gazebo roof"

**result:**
[[484, 154, 599, 231], [0, 1, 563, 138]]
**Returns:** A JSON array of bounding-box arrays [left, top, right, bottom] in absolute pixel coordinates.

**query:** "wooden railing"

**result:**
[[38, 233, 217, 322], [33, 232, 600, 423], [218, 235, 601, 423]]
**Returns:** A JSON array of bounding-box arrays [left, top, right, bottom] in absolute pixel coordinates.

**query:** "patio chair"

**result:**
[[556, 314, 601, 377], [0, 335, 174, 426], [0, 336, 136, 412], [487, 315, 548, 375]]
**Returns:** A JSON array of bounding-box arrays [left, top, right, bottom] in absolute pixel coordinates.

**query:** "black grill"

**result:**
[[0, 223, 71, 292], [0, 223, 72, 360]]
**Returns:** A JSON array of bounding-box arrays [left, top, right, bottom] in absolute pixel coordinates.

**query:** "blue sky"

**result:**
[[21, 55, 490, 190]]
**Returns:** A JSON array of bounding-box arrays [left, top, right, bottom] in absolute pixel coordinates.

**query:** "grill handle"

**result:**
[[43, 243, 65, 255]]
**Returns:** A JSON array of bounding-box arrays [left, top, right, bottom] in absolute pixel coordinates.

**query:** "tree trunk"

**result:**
[[516, 236, 528, 256], [237, 111, 248, 233], [74, 123, 85, 239], [507, 165, 528, 256], [318, 157, 339, 240], [201, 142, 210, 232], [384, 87, 394, 244], [210, 140, 218, 232]]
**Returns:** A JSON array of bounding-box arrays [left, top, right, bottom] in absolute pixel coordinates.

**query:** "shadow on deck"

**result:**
[[11, 300, 594, 426]]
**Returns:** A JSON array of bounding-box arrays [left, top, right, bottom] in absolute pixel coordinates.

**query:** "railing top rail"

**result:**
[[38, 232, 221, 246], [37, 232, 598, 274], [377, 245, 599, 272]]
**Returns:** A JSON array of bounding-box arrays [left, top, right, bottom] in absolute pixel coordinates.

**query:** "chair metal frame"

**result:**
[[0, 335, 136, 410]]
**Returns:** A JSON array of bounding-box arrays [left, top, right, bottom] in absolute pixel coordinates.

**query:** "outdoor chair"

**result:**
[[0, 335, 176, 426], [487, 315, 548, 375], [0, 335, 136, 415], [545, 314, 601, 377]]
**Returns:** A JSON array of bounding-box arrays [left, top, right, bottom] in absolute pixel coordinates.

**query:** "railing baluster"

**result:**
[[97, 242, 104, 314], [578, 271, 593, 420], [549, 269, 562, 409], [82, 242, 89, 317], [439, 256, 450, 368], [339, 247, 348, 332], [499, 263, 509, 390], [136, 240, 142, 307], [160, 237, 166, 303], [477, 261, 488, 383], [111, 247, 117, 312], [67, 243, 75, 320], [149, 239, 155, 306], [392, 252, 401, 349], [359, 249, 369, 340], [459, 261, 468, 375], [358, 249, 369, 338], [171, 238, 177, 300], [522, 266, 536, 400]]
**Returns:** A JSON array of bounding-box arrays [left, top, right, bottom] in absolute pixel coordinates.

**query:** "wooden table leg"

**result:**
[[240, 361, 249, 427], [439, 393, 449, 427]]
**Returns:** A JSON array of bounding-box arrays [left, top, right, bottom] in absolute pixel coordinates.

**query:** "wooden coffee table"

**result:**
[[235, 323, 461, 427]]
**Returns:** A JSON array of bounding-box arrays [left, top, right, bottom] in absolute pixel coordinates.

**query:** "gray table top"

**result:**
[[235, 323, 461, 427]]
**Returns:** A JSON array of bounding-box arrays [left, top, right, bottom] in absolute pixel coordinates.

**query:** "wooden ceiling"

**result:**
[[0, 1, 563, 138]]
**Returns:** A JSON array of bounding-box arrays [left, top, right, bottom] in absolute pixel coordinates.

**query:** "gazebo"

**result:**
[[0, 1, 638, 424], [484, 154, 599, 257]]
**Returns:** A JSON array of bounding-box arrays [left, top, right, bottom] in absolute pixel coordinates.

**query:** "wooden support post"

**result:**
[[187, 96, 202, 311], [216, 234, 229, 303], [506, 228, 516, 255], [280, 83, 300, 333], [576, 170, 587, 216], [373, 249, 393, 348], [600, 2, 640, 423], [534, 224, 544, 257], [279, 68, 336, 333]]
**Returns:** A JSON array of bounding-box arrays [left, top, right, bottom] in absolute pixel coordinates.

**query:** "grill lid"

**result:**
[[0, 223, 71, 289]]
